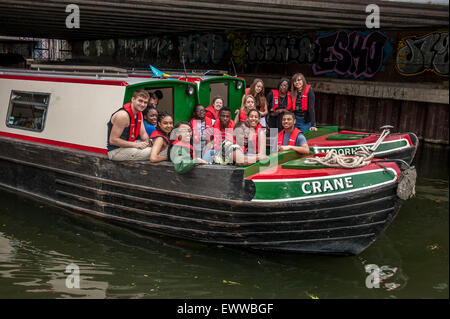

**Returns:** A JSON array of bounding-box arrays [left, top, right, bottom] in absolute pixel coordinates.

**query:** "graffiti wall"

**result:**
[[396, 31, 448, 76], [70, 30, 448, 82]]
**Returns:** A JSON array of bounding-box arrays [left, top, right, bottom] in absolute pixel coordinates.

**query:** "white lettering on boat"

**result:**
[[318, 147, 359, 155], [301, 177, 354, 194]]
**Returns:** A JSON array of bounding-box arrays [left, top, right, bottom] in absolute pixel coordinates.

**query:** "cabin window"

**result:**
[[145, 87, 173, 115], [6, 91, 50, 132], [209, 82, 229, 106]]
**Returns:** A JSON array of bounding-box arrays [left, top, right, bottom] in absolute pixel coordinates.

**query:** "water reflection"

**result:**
[[0, 230, 111, 298]]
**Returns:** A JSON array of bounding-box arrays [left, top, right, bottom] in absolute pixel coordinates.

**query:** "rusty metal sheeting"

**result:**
[[0, 0, 448, 40]]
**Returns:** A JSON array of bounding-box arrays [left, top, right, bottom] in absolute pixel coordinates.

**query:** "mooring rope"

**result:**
[[304, 127, 391, 169]]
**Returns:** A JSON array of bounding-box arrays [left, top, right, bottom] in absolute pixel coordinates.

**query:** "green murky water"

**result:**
[[0, 144, 448, 299]]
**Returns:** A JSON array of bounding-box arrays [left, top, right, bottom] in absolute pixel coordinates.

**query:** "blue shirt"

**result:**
[[282, 131, 307, 146], [144, 121, 156, 137]]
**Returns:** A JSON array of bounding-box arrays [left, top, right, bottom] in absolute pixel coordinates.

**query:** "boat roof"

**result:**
[[0, 68, 175, 85], [0, 66, 243, 86]]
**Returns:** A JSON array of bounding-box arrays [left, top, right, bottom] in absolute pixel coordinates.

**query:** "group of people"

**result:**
[[106, 73, 315, 174], [246, 73, 317, 133]]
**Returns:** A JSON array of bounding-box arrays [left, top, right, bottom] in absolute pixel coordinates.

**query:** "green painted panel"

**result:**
[[197, 77, 246, 114], [123, 80, 198, 123], [242, 150, 303, 178], [304, 126, 339, 140], [325, 134, 370, 141], [312, 139, 409, 155], [252, 169, 397, 201], [281, 158, 327, 170]]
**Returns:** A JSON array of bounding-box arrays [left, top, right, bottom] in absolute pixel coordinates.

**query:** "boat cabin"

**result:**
[[0, 66, 198, 155], [127, 67, 246, 115]]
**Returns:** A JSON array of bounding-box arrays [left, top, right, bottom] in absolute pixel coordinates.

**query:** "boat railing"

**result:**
[[128, 67, 228, 77], [31, 64, 127, 73], [0, 65, 129, 78]]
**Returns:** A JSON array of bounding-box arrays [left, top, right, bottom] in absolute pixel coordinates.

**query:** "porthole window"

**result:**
[[6, 90, 50, 132]]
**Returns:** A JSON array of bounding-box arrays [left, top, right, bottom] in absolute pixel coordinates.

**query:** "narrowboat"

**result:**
[[0, 67, 416, 255]]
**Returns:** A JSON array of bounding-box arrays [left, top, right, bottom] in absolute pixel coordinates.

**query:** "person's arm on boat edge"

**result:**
[[170, 146, 207, 174], [139, 119, 150, 144], [279, 132, 310, 155], [233, 148, 261, 167], [110, 110, 149, 149], [279, 143, 310, 154], [150, 137, 168, 162]]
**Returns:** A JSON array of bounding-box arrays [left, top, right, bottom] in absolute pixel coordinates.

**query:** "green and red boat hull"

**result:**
[[305, 128, 419, 165]]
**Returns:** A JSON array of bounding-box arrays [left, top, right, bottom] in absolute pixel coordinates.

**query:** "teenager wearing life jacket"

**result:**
[[243, 79, 268, 127], [107, 90, 151, 161], [247, 109, 266, 158], [277, 112, 310, 155], [202, 106, 235, 163], [150, 112, 173, 163], [234, 95, 257, 124], [189, 104, 212, 158], [204, 96, 224, 125], [143, 105, 158, 137], [291, 73, 317, 132], [211, 122, 264, 167], [169, 122, 207, 174], [266, 78, 292, 130]]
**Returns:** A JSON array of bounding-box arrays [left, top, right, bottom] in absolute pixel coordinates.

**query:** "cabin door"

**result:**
[[209, 82, 228, 106]]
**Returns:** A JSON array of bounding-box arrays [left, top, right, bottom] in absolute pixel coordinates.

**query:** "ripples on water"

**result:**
[[0, 144, 448, 299]]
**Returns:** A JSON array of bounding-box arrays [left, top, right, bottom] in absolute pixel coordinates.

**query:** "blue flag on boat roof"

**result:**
[[149, 64, 176, 79]]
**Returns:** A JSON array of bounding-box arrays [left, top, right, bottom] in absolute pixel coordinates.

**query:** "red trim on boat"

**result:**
[[308, 133, 413, 147], [128, 75, 152, 78], [0, 74, 129, 86], [247, 160, 401, 180], [0, 131, 108, 155], [177, 77, 202, 83]]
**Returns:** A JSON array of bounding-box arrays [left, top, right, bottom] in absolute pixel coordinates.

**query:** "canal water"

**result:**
[[0, 143, 448, 299]]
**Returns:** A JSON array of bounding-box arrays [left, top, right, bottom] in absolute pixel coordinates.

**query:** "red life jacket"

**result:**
[[172, 139, 195, 159], [239, 110, 247, 123], [291, 84, 311, 112], [150, 130, 170, 145], [205, 105, 219, 122], [272, 90, 293, 111], [277, 128, 302, 147], [212, 119, 235, 150], [190, 117, 211, 144], [122, 102, 142, 141], [250, 123, 263, 153]]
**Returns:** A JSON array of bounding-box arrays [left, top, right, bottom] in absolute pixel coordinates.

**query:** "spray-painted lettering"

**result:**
[[178, 33, 228, 65], [312, 31, 390, 79], [248, 34, 315, 64], [396, 32, 448, 76]]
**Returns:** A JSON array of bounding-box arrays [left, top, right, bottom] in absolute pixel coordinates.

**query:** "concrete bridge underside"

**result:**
[[0, 0, 448, 40]]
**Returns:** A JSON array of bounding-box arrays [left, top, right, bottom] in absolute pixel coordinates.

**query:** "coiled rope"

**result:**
[[304, 127, 392, 169]]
